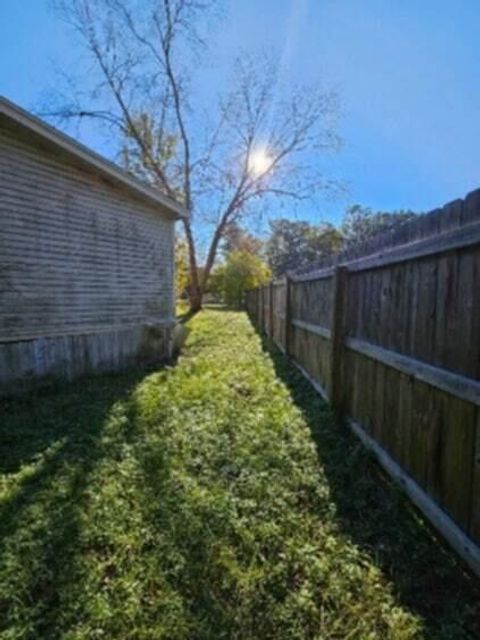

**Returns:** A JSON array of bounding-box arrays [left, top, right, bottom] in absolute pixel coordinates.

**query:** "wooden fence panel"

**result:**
[[272, 281, 286, 350], [345, 245, 480, 380], [288, 277, 334, 395], [340, 350, 477, 534], [472, 420, 480, 544], [245, 186, 480, 577], [261, 284, 269, 335], [290, 276, 334, 328]]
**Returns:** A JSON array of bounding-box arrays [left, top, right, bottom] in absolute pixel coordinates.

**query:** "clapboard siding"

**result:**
[[0, 129, 175, 342], [0, 113, 179, 395]]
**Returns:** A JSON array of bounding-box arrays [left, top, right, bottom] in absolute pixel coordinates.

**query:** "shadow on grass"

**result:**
[[0, 372, 145, 474], [257, 329, 480, 639], [0, 312, 241, 637], [177, 304, 235, 324], [202, 304, 236, 312], [122, 399, 239, 638], [0, 370, 148, 636], [177, 308, 198, 324]]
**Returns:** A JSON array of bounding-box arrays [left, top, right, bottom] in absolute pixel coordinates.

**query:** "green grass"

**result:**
[[0, 309, 479, 639], [176, 299, 190, 318]]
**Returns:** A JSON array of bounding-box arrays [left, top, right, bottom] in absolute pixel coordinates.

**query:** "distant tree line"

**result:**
[[176, 205, 420, 307]]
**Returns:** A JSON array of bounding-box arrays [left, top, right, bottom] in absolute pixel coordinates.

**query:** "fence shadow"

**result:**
[[255, 326, 480, 638]]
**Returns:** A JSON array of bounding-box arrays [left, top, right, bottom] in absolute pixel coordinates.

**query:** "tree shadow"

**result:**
[[255, 327, 480, 639], [202, 304, 234, 312], [0, 372, 144, 474], [122, 381, 250, 637], [177, 308, 199, 324], [177, 304, 232, 323], [0, 369, 149, 637]]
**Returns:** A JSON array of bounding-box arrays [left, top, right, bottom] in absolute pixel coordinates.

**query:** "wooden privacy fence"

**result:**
[[246, 189, 480, 578]]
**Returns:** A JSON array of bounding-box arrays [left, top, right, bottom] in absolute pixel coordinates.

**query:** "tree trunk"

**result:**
[[182, 218, 202, 312], [201, 224, 224, 293], [189, 284, 202, 313]]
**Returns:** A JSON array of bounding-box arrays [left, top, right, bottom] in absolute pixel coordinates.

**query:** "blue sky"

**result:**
[[1, 0, 480, 228]]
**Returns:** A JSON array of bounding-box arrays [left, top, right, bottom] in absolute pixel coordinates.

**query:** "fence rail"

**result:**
[[246, 188, 480, 578]]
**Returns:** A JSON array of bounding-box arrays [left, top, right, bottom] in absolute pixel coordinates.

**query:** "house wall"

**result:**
[[0, 127, 175, 395]]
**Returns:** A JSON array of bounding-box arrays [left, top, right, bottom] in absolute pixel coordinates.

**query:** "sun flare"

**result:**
[[248, 148, 273, 176]]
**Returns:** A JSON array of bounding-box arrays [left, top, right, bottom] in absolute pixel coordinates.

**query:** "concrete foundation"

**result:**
[[0, 323, 174, 397]]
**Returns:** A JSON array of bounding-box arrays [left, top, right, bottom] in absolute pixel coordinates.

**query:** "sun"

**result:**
[[248, 148, 273, 177]]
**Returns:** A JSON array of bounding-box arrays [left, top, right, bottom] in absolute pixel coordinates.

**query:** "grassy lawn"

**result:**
[[0, 309, 479, 639]]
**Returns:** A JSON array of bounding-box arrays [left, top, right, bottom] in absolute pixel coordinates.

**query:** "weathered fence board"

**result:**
[[472, 421, 480, 543], [246, 186, 480, 577]]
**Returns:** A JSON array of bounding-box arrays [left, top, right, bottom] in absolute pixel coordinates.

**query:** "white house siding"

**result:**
[[0, 127, 175, 394]]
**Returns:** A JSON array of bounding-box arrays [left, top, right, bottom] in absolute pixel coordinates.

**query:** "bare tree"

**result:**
[[49, 0, 341, 311]]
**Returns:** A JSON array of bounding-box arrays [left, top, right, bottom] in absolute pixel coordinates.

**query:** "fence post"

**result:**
[[260, 285, 267, 333], [263, 285, 267, 334], [269, 281, 274, 339], [329, 266, 348, 413], [258, 287, 262, 329], [284, 275, 292, 356]]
